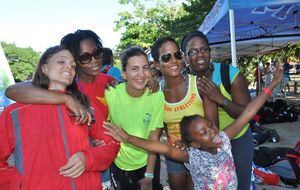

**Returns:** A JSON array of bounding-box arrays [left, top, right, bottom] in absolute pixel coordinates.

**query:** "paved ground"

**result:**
[[159, 94, 300, 190]]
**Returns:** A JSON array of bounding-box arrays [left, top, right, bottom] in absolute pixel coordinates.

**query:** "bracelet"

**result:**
[[219, 98, 229, 108], [262, 87, 272, 96], [144, 172, 154, 178]]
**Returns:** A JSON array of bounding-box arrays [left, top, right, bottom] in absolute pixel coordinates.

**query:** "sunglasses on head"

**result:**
[[77, 48, 104, 65], [159, 51, 183, 63]]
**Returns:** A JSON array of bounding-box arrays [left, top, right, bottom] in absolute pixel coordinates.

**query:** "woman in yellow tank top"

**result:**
[[150, 37, 218, 190]]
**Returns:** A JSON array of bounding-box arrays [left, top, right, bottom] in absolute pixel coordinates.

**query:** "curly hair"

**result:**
[[180, 114, 203, 145]]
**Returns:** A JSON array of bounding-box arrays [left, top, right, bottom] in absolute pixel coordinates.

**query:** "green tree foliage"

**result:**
[[114, 0, 215, 52], [115, 0, 186, 51], [1, 42, 40, 82], [169, 0, 215, 40]]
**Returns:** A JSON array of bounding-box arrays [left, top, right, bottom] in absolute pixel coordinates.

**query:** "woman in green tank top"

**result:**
[[181, 31, 253, 190]]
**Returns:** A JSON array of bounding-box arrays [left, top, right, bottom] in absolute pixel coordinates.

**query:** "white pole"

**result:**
[[229, 9, 237, 67]]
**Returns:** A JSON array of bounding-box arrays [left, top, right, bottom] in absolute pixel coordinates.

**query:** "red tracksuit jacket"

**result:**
[[0, 103, 119, 190]]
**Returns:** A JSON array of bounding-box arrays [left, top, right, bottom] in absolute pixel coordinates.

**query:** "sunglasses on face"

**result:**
[[159, 51, 183, 63], [77, 48, 104, 65], [187, 47, 210, 57]]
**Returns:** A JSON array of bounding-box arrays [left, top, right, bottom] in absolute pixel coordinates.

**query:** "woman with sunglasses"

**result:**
[[150, 37, 218, 190], [0, 45, 119, 190], [60, 29, 117, 120], [5, 29, 115, 122], [181, 31, 253, 190], [5, 29, 118, 189]]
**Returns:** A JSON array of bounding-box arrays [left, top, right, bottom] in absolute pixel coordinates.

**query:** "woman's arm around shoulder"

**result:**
[[5, 82, 89, 124], [104, 122, 189, 162]]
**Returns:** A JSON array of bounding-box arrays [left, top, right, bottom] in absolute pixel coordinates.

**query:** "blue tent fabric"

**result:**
[[199, 0, 300, 59]]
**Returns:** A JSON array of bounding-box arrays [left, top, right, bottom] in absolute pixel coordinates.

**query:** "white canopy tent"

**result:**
[[209, 35, 300, 60]]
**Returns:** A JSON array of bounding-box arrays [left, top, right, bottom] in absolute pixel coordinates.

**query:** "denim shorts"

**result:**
[[101, 168, 112, 190], [165, 156, 189, 174]]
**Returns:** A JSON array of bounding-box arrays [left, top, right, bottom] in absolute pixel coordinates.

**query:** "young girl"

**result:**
[[104, 66, 283, 189]]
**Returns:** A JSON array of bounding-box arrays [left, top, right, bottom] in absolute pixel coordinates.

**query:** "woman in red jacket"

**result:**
[[0, 45, 119, 190]]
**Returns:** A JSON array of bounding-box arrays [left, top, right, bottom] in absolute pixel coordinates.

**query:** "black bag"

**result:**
[[254, 146, 294, 167], [266, 129, 280, 143], [258, 102, 276, 124], [220, 63, 231, 94], [251, 122, 280, 145], [268, 157, 300, 187], [273, 99, 288, 113], [254, 142, 300, 187], [259, 99, 298, 124], [253, 133, 269, 146]]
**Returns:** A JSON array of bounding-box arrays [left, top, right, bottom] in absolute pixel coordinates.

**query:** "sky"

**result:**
[[0, 0, 131, 52]]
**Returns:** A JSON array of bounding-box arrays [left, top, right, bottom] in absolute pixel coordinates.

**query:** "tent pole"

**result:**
[[229, 9, 237, 67], [258, 56, 262, 95]]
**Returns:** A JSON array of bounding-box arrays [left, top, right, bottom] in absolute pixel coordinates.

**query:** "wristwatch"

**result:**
[[220, 98, 230, 108]]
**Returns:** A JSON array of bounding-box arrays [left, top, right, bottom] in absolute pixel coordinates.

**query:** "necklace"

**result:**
[[163, 75, 188, 92]]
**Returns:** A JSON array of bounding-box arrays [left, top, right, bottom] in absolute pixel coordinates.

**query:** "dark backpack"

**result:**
[[254, 146, 294, 167], [253, 146, 300, 187], [251, 122, 280, 146], [273, 99, 288, 113], [258, 99, 298, 124], [268, 156, 300, 187], [220, 63, 231, 95], [277, 106, 299, 123]]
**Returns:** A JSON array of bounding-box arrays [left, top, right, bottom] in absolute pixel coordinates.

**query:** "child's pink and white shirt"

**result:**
[[185, 131, 237, 190]]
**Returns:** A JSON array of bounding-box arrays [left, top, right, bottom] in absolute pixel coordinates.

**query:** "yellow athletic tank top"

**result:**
[[163, 75, 204, 143]]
